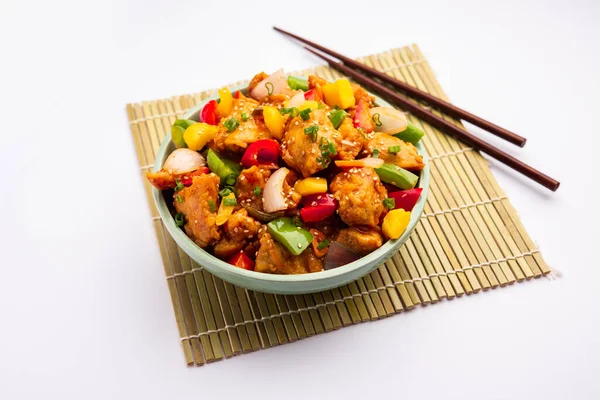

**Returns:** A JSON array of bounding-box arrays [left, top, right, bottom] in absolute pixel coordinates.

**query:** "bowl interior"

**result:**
[[152, 81, 430, 292]]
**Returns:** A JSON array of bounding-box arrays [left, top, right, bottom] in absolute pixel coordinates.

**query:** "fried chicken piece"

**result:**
[[281, 109, 342, 177], [364, 132, 424, 171], [330, 167, 388, 228], [336, 227, 383, 256], [254, 232, 323, 274], [174, 173, 221, 247]]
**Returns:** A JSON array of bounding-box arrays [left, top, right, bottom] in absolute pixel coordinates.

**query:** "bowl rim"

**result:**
[[152, 80, 430, 284]]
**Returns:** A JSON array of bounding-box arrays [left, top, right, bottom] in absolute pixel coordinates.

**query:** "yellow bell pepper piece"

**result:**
[[216, 87, 233, 117], [322, 79, 355, 109], [263, 105, 284, 140], [382, 209, 411, 240], [294, 177, 328, 196], [297, 100, 319, 112], [216, 193, 236, 226], [183, 123, 218, 151]]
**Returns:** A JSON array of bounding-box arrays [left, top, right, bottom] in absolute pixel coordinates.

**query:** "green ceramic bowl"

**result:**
[[152, 82, 429, 294]]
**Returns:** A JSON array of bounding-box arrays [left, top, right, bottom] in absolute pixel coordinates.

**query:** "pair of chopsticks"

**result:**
[[274, 27, 560, 192]]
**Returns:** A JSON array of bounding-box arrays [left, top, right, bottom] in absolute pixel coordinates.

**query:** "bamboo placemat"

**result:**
[[126, 44, 550, 366]]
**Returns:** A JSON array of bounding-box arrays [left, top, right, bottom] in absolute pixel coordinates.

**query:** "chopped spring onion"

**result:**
[[317, 137, 337, 167], [388, 145, 401, 154], [279, 107, 299, 118], [383, 198, 396, 209], [265, 82, 274, 95], [373, 148, 379, 158], [241, 112, 249, 121], [223, 197, 237, 207], [176, 194, 183, 203], [208, 200, 216, 212], [372, 113, 382, 126], [304, 125, 319, 142], [219, 187, 233, 197], [299, 108, 312, 121], [175, 212, 186, 227], [224, 118, 240, 132], [317, 239, 331, 250], [175, 179, 184, 191], [253, 186, 261, 196]]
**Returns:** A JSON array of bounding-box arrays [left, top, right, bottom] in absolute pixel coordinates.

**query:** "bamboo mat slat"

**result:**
[[126, 44, 551, 366]]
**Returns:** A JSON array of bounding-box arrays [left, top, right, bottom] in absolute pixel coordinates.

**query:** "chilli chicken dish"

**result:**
[[147, 70, 425, 274]]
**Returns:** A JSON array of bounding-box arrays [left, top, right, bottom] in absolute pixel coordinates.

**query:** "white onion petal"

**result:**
[[361, 157, 385, 168], [287, 91, 306, 108], [163, 148, 206, 175], [250, 69, 291, 100], [324, 242, 360, 270], [263, 167, 289, 213], [369, 107, 408, 134]]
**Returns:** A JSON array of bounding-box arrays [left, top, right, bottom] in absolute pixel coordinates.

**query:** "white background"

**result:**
[[1, 0, 599, 399]]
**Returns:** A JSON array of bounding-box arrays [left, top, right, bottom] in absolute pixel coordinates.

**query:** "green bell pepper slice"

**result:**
[[207, 149, 241, 187], [375, 163, 419, 190], [287, 76, 309, 91], [328, 109, 347, 130], [393, 121, 424, 145], [171, 119, 196, 148], [267, 217, 313, 256]]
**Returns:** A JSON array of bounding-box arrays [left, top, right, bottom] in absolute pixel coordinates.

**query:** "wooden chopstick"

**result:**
[[303, 47, 560, 192], [274, 26, 527, 148]]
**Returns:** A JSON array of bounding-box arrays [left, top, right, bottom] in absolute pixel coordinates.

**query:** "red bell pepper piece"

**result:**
[[200, 99, 219, 125], [241, 139, 280, 168], [388, 188, 423, 211], [304, 89, 316, 100], [303, 88, 323, 102], [180, 167, 210, 186], [227, 251, 255, 271], [353, 99, 375, 133], [234, 90, 246, 99], [300, 194, 338, 223]]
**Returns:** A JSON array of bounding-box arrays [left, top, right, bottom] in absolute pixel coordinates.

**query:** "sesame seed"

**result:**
[[297, 243, 302, 248], [295, 121, 299, 126], [311, 201, 317, 206], [194, 220, 198, 223], [317, 195, 322, 200], [243, 229, 249, 233]]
